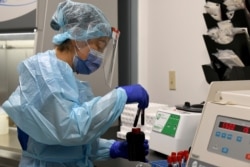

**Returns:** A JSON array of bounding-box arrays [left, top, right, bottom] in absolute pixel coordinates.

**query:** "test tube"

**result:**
[[167, 156, 173, 167]]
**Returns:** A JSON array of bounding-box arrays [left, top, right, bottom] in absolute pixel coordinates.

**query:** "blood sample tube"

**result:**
[[177, 151, 184, 166], [171, 152, 177, 156], [167, 156, 173, 167], [172, 155, 179, 167]]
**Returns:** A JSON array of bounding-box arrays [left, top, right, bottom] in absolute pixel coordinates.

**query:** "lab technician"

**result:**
[[2, 0, 149, 166]]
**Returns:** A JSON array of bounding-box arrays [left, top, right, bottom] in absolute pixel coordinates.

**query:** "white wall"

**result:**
[[138, 0, 211, 106]]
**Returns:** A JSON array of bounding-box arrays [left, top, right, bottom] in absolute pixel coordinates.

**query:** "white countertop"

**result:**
[[0, 127, 21, 153], [0, 127, 21, 162]]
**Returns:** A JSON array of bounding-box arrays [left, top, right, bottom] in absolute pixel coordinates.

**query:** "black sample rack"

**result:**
[[202, 0, 250, 83]]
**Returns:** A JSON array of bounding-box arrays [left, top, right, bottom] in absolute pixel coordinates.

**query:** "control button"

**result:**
[[221, 133, 226, 138], [236, 136, 242, 142], [245, 153, 250, 160], [215, 131, 221, 137], [221, 147, 229, 154], [227, 134, 232, 140]]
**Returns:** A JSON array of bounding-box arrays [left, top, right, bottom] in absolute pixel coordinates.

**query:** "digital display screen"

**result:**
[[219, 122, 250, 134]]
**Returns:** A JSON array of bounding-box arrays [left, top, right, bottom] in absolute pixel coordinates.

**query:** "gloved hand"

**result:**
[[110, 140, 149, 160], [119, 84, 149, 109]]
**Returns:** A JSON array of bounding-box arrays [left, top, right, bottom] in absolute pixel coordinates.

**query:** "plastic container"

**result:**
[[0, 107, 9, 135], [150, 160, 167, 167], [150, 160, 186, 167]]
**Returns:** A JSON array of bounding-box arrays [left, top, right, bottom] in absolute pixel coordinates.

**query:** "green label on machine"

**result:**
[[152, 111, 180, 137]]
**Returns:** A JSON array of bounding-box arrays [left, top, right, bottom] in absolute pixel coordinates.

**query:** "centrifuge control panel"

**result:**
[[207, 115, 250, 162]]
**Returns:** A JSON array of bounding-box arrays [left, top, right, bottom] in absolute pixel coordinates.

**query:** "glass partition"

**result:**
[[0, 33, 35, 110]]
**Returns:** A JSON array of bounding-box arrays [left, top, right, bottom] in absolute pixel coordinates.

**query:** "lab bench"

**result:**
[[94, 126, 166, 167], [0, 126, 166, 167]]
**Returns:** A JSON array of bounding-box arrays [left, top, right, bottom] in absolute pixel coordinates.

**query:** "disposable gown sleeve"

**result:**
[[3, 88, 127, 146], [90, 138, 115, 161], [2, 53, 127, 146]]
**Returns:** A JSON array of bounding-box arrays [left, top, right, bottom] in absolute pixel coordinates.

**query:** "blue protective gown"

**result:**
[[2, 50, 127, 167]]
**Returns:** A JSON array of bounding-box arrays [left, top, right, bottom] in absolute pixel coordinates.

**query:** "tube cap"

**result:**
[[132, 127, 141, 133]]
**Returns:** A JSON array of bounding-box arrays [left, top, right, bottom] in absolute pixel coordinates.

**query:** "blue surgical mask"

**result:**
[[73, 48, 103, 75]]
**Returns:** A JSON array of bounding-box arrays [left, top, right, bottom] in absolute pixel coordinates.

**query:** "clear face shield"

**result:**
[[72, 25, 120, 88], [103, 27, 120, 88]]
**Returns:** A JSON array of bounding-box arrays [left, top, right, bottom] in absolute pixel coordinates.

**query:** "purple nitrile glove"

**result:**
[[110, 140, 149, 161], [119, 84, 149, 109]]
